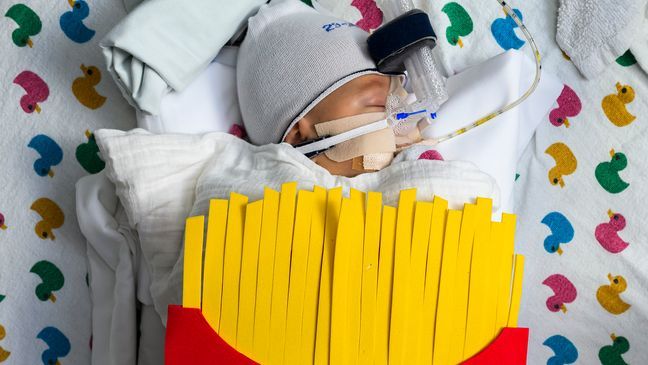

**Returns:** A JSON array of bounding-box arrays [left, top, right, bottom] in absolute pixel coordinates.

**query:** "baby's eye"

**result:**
[[613, 278, 619, 284], [553, 178, 558, 184], [621, 87, 627, 93]]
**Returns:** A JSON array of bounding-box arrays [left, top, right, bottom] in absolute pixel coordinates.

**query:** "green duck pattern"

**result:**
[[30, 260, 65, 303], [599, 334, 630, 365], [616, 50, 637, 67], [5, 4, 42, 48], [75, 130, 105, 174], [441, 2, 473, 48], [595, 150, 629, 194]]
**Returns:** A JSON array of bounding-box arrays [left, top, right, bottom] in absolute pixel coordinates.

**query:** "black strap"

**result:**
[[367, 9, 437, 73]]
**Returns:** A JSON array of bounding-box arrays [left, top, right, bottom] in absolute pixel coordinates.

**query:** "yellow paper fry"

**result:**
[[409, 201, 433, 361], [358, 192, 382, 365], [374, 205, 396, 365], [448, 203, 477, 363], [269, 182, 298, 365], [389, 189, 416, 365], [314, 187, 342, 365], [300, 186, 328, 364], [507, 254, 525, 328], [463, 198, 494, 360], [237, 199, 263, 356], [202, 200, 229, 332], [252, 189, 279, 363], [220, 192, 248, 345], [433, 209, 462, 365], [419, 196, 448, 364], [183, 215, 205, 309], [346, 190, 365, 363], [285, 191, 315, 364], [495, 213, 517, 332], [330, 197, 361, 365]]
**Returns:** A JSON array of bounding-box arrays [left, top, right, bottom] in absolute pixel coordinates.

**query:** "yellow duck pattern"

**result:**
[[602, 83, 636, 127], [0, 325, 9, 362], [30, 197, 65, 240], [545, 142, 577, 188], [596, 274, 631, 315], [72, 64, 106, 109]]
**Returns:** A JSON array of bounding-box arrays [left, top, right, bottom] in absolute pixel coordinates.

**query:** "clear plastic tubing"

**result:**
[[379, 0, 449, 117]]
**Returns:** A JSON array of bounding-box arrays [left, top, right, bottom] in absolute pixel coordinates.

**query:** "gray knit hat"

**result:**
[[237, 0, 380, 145]]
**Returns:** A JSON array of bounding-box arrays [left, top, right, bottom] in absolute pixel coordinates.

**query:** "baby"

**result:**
[[237, 0, 405, 177]]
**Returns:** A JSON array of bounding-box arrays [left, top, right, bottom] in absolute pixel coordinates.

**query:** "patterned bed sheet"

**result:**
[[0, 0, 135, 363], [1, 0, 646, 363]]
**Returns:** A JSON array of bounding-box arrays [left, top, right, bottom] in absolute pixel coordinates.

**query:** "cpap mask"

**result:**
[[296, 0, 542, 171]]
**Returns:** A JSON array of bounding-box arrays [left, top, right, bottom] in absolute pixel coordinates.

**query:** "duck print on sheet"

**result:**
[[549, 85, 581, 128], [541, 212, 574, 255], [13, 70, 49, 114], [545, 142, 577, 188], [5, 3, 41, 48], [60, 0, 95, 43], [28, 135, 63, 178], [543, 335, 578, 365], [351, 0, 382, 32], [597, 274, 630, 315], [37, 327, 70, 365], [30, 260, 65, 303], [599, 334, 630, 365], [595, 210, 629, 254], [30, 198, 64, 240], [542, 274, 577, 314], [0, 325, 9, 362], [0, 212, 6, 231], [442, 2, 473, 48], [602, 83, 636, 127], [75, 130, 105, 174], [72, 64, 106, 109], [595, 149, 629, 194], [491, 8, 525, 50]]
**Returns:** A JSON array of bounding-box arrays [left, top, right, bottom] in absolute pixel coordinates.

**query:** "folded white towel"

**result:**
[[556, 0, 648, 78], [101, 0, 265, 114]]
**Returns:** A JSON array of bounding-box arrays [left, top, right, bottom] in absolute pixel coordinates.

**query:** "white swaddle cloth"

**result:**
[[94, 128, 500, 322]]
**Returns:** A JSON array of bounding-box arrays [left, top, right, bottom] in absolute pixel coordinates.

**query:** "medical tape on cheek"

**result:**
[[362, 152, 394, 171], [314, 112, 397, 162]]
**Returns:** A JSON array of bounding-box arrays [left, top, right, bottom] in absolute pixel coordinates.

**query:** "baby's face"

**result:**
[[284, 74, 391, 177]]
